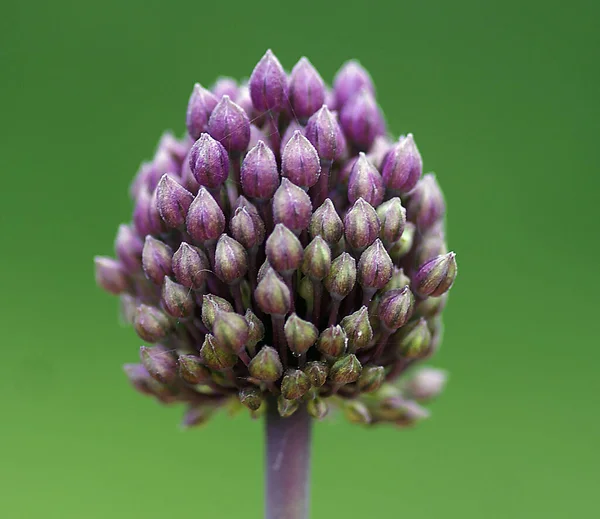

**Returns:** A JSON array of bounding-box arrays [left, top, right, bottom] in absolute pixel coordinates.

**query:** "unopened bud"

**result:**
[[213, 310, 250, 353], [309, 199, 344, 244], [397, 318, 431, 358], [340, 307, 373, 352], [186, 83, 218, 140], [142, 236, 173, 285], [186, 187, 226, 243], [284, 313, 318, 356], [140, 345, 177, 384], [347, 153, 384, 206], [181, 407, 211, 428], [329, 354, 362, 384], [324, 252, 356, 300], [244, 309, 265, 349], [415, 294, 448, 319], [156, 174, 194, 228], [188, 133, 229, 189], [381, 134, 423, 192], [378, 286, 415, 331], [214, 234, 248, 284], [114, 224, 144, 274], [277, 396, 299, 417], [405, 367, 447, 401], [305, 105, 346, 162], [134, 304, 172, 342], [307, 397, 329, 419], [357, 239, 393, 290], [383, 267, 411, 293], [388, 222, 415, 262], [376, 197, 406, 244], [340, 88, 385, 150], [172, 242, 209, 289], [281, 131, 321, 188], [161, 277, 195, 318], [239, 387, 264, 411], [288, 57, 326, 121], [344, 400, 371, 425], [240, 141, 279, 200], [358, 366, 385, 393], [207, 95, 251, 153], [201, 294, 234, 330], [178, 354, 211, 384], [200, 334, 238, 370], [248, 346, 283, 382], [94, 257, 129, 295], [407, 174, 445, 231], [281, 369, 311, 400], [249, 49, 288, 113], [266, 224, 304, 274], [304, 361, 329, 387], [230, 207, 266, 249], [301, 236, 331, 280], [344, 198, 380, 251], [254, 269, 291, 316], [272, 178, 312, 233], [413, 252, 457, 297]]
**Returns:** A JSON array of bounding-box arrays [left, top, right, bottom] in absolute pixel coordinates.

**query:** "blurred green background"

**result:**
[[1, 0, 598, 517]]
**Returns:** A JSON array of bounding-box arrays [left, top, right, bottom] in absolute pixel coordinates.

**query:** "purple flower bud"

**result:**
[[381, 134, 423, 192], [281, 131, 321, 188], [213, 310, 250, 353], [140, 345, 178, 384], [340, 307, 373, 351], [179, 148, 201, 193], [186, 83, 219, 140], [178, 354, 211, 384], [147, 148, 180, 190], [266, 224, 303, 274], [200, 333, 238, 371], [357, 239, 393, 290], [413, 252, 457, 297], [384, 267, 411, 293], [281, 369, 312, 400], [235, 85, 256, 119], [157, 131, 189, 165], [142, 236, 173, 285], [305, 105, 346, 163], [358, 366, 385, 393], [257, 259, 275, 284], [347, 153, 384, 206], [212, 77, 238, 99], [161, 277, 195, 318], [333, 60, 375, 108], [214, 234, 248, 284], [148, 187, 168, 235], [272, 178, 312, 232], [186, 187, 226, 243], [301, 236, 331, 281], [329, 354, 362, 384], [132, 189, 153, 237], [188, 133, 229, 189], [230, 206, 266, 249], [396, 318, 431, 359], [254, 268, 291, 316], [280, 120, 304, 153], [324, 252, 356, 300], [367, 135, 392, 169], [340, 88, 386, 150], [316, 325, 347, 357], [376, 197, 406, 244], [287, 57, 325, 121], [415, 233, 448, 266], [284, 313, 318, 356], [207, 95, 251, 153], [172, 242, 209, 289], [114, 224, 143, 273], [248, 123, 269, 150], [249, 49, 288, 113], [344, 198, 380, 251], [304, 361, 329, 387], [156, 174, 194, 228], [309, 198, 344, 244], [240, 141, 279, 200], [248, 345, 283, 382], [407, 174, 446, 231], [201, 294, 234, 330], [378, 286, 415, 331], [133, 304, 172, 342], [405, 367, 448, 401], [94, 257, 130, 295]]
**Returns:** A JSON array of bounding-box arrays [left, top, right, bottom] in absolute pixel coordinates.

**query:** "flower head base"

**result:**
[[96, 51, 458, 428]]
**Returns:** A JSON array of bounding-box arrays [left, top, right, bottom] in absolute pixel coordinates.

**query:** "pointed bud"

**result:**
[[340, 88, 386, 150], [212, 77, 238, 99], [324, 252, 356, 300], [281, 369, 312, 400], [309, 199, 344, 244], [142, 236, 173, 285], [94, 257, 129, 295], [123, 363, 157, 397], [383, 267, 411, 293], [161, 277, 195, 318], [280, 120, 303, 152], [254, 269, 291, 316], [188, 133, 229, 189], [178, 354, 211, 384], [186, 187, 226, 243], [316, 325, 347, 357], [140, 346, 177, 384], [340, 307, 373, 352], [272, 178, 312, 232], [389, 222, 415, 262], [357, 239, 393, 291], [134, 304, 172, 342], [397, 318, 432, 358], [305, 105, 346, 162], [405, 367, 448, 401], [329, 354, 362, 384], [248, 346, 283, 382], [378, 286, 415, 331], [257, 259, 274, 284], [207, 95, 251, 153], [186, 83, 219, 140], [148, 187, 168, 235], [277, 396, 299, 417], [347, 153, 384, 206], [375, 395, 430, 424], [301, 236, 331, 280], [235, 84, 255, 119], [415, 293, 448, 319], [156, 174, 194, 228], [239, 387, 264, 411], [245, 309, 265, 348], [200, 333, 238, 370], [249, 49, 287, 112], [201, 294, 234, 330], [114, 224, 143, 273], [240, 141, 280, 200], [284, 313, 318, 356], [307, 397, 329, 419], [304, 361, 329, 387], [382, 134, 423, 192], [214, 235, 248, 284], [248, 123, 269, 150], [376, 197, 406, 244], [230, 207, 266, 249], [287, 57, 326, 120], [407, 174, 446, 231], [266, 224, 304, 274], [344, 198, 380, 251], [213, 310, 250, 353], [413, 252, 457, 297], [358, 366, 385, 393], [344, 400, 372, 424], [157, 130, 188, 164], [333, 60, 375, 108], [132, 188, 153, 237], [281, 131, 321, 188], [172, 242, 209, 289]]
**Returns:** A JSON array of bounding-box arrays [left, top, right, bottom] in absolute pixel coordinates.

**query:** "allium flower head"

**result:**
[[95, 51, 458, 428]]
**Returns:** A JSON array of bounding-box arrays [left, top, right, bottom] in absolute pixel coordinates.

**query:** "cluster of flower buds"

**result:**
[[95, 50, 457, 428]]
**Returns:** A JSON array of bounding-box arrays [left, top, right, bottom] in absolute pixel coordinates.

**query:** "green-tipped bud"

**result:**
[[266, 224, 303, 274], [375, 396, 430, 424], [201, 294, 234, 330], [301, 236, 331, 280], [140, 346, 177, 384], [200, 334, 238, 370], [281, 369, 312, 400], [304, 361, 329, 387], [284, 313, 318, 356], [307, 397, 329, 419], [344, 401, 371, 424], [344, 198, 380, 251], [277, 396, 300, 417], [358, 366, 385, 393], [230, 206, 266, 249], [389, 222, 415, 262], [309, 199, 344, 245], [357, 239, 393, 290], [254, 269, 291, 316], [298, 275, 313, 302], [161, 277, 195, 318], [405, 367, 448, 401], [178, 354, 211, 384], [324, 252, 356, 300], [397, 318, 432, 358], [340, 306, 373, 352], [212, 311, 250, 353], [134, 304, 172, 342], [376, 197, 406, 244], [239, 386, 264, 411], [214, 234, 248, 284], [413, 252, 457, 298], [329, 354, 362, 384], [316, 325, 347, 357], [244, 309, 265, 349], [248, 346, 283, 382], [378, 286, 415, 331], [383, 267, 411, 292]]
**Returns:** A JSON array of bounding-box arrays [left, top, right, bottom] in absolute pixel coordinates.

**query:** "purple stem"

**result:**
[[265, 401, 311, 519]]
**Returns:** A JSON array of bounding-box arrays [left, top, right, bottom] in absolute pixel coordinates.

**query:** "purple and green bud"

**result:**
[[304, 361, 329, 387], [186, 187, 226, 244], [415, 293, 448, 319], [329, 354, 362, 384], [254, 269, 292, 316], [240, 141, 279, 200], [301, 236, 331, 280], [324, 252, 356, 301], [114, 224, 143, 274], [344, 400, 372, 425], [178, 354, 211, 385], [378, 286, 415, 331], [134, 304, 172, 343], [347, 153, 384, 207], [277, 396, 299, 418], [207, 95, 251, 153], [186, 83, 218, 140], [272, 178, 312, 233], [309, 199, 344, 245], [245, 309, 265, 349], [284, 313, 318, 356], [305, 105, 346, 163], [407, 174, 446, 231], [249, 346, 283, 382], [388, 222, 415, 262], [358, 366, 385, 393], [161, 277, 195, 318], [140, 345, 178, 384], [396, 318, 432, 358], [249, 49, 288, 113], [188, 133, 229, 189], [344, 198, 380, 251], [142, 236, 173, 285], [94, 257, 129, 295], [200, 333, 238, 371], [381, 134, 422, 192], [281, 131, 321, 188], [212, 310, 250, 353], [340, 307, 373, 352], [357, 239, 393, 291], [212, 77, 238, 99], [230, 207, 266, 249], [316, 325, 347, 357], [214, 234, 248, 284], [307, 397, 329, 419], [340, 88, 386, 150], [239, 387, 264, 411], [156, 174, 194, 229], [376, 197, 406, 244], [266, 224, 304, 274], [172, 242, 209, 289], [281, 369, 312, 400], [413, 252, 457, 298], [201, 294, 234, 330], [383, 267, 411, 293], [287, 57, 326, 121]]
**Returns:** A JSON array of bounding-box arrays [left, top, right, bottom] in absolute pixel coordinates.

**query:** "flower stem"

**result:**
[[265, 400, 312, 519]]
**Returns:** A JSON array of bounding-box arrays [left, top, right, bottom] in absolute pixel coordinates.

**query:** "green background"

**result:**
[[1, 1, 598, 517]]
